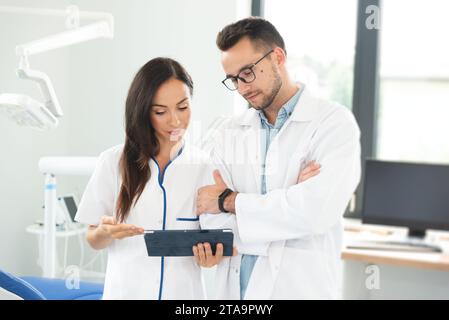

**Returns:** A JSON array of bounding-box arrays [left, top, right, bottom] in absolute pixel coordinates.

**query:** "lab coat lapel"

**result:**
[[237, 109, 262, 193], [267, 88, 317, 147], [266, 88, 319, 189], [243, 89, 321, 299]]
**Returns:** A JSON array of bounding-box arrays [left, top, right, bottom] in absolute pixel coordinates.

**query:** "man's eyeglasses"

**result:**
[[221, 49, 274, 91]]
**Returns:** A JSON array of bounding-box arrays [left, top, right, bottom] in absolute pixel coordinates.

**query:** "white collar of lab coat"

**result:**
[[237, 86, 317, 126]]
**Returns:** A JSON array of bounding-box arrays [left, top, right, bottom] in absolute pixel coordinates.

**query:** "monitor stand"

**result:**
[[372, 229, 442, 253], [408, 229, 426, 239]]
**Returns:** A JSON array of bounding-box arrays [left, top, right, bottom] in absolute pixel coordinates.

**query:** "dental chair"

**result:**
[[0, 268, 103, 300]]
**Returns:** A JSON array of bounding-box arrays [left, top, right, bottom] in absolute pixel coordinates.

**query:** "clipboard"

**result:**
[[144, 229, 234, 257]]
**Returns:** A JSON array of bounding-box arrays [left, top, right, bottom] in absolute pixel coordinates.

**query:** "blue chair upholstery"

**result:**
[[0, 270, 46, 300], [0, 268, 103, 300], [21, 276, 103, 300]]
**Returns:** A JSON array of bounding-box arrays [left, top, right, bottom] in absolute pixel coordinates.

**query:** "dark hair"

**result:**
[[116, 57, 193, 222], [216, 17, 286, 54]]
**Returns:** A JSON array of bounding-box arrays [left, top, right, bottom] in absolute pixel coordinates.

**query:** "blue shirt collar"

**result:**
[[258, 84, 304, 127]]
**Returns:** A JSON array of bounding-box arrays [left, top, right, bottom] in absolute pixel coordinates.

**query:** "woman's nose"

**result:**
[[169, 112, 181, 126]]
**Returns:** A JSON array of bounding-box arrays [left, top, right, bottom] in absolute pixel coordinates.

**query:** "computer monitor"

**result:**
[[58, 195, 79, 228], [362, 159, 449, 238]]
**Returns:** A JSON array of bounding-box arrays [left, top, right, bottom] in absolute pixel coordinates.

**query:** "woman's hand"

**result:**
[[87, 216, 144, 250], [192, 243, 238, 268], [297, 160, 321, 183], [97, 216, 145, 240]]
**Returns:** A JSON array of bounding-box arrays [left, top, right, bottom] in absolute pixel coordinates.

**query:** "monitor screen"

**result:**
[[62, 196, 78, 222], [362, 160, 449, 233]]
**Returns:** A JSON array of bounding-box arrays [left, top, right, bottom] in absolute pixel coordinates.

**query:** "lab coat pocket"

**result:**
[[175, 216, 200, 230], [274, 247, 336, 299]]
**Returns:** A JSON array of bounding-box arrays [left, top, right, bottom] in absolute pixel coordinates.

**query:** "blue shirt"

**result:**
[[240, 85, 304, 299]]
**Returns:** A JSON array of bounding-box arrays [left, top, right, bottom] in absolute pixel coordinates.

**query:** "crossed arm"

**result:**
[[192, 161, 321, 267]]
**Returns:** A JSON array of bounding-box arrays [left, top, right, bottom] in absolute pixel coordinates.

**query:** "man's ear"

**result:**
[[273, 47, 286, 67]]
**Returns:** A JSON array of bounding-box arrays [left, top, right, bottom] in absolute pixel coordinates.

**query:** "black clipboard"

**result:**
[[144, 229, 234, 257]]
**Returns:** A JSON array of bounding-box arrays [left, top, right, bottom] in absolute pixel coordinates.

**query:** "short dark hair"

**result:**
[[216, 17, 286, 54]]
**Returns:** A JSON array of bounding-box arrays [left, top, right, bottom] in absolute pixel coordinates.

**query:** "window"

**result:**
[[261, 0, 449, 216], [376, 0, 449, 164], [264, 0, 358, 109]]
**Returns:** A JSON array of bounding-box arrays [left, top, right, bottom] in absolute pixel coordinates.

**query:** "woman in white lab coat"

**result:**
[[75, 57, 226, 300]]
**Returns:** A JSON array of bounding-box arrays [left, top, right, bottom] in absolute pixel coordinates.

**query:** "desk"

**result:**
[[341, 220, 449, 299], [342, 248, 449, 272]]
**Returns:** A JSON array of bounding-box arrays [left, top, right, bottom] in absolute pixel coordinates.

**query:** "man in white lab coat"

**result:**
[[196, 17, 361, 299]]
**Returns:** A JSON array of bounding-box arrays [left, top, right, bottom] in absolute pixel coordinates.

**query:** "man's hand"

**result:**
[[196, 170, 230, 214], [297, 161, 321, 183], [192, 242, 238, 267]]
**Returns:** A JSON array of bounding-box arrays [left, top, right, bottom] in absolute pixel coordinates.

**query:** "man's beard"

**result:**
[[250, 69, 282, 111]]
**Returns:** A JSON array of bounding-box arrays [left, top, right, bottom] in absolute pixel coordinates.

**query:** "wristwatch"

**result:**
[[218, 188, 233, 213]]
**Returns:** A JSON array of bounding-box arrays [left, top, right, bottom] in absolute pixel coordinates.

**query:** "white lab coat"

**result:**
[[201, 87, 361, 299], [75, 143, 215, 300]]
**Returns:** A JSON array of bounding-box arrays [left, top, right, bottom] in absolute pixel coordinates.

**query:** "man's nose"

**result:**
[[237, 80, 251, 95]]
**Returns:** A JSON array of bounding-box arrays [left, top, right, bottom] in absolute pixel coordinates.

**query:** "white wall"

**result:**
[[65, 0, 250, 155], [0, 0, 71, 277], [0, 0, 250, 281]]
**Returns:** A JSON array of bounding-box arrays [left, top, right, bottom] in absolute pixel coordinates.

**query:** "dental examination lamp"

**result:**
[[0, 5, 114, 130]]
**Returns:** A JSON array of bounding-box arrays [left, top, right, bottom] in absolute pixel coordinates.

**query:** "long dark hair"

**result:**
[[116, 57, 193, 222]]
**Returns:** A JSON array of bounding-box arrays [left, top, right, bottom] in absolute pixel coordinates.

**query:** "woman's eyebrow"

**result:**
[[152, 97, 189, 108], [176, 97, 189, 105]]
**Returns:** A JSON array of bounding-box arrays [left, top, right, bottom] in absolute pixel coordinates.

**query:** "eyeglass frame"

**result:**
[[221, 49, 274, 91]]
